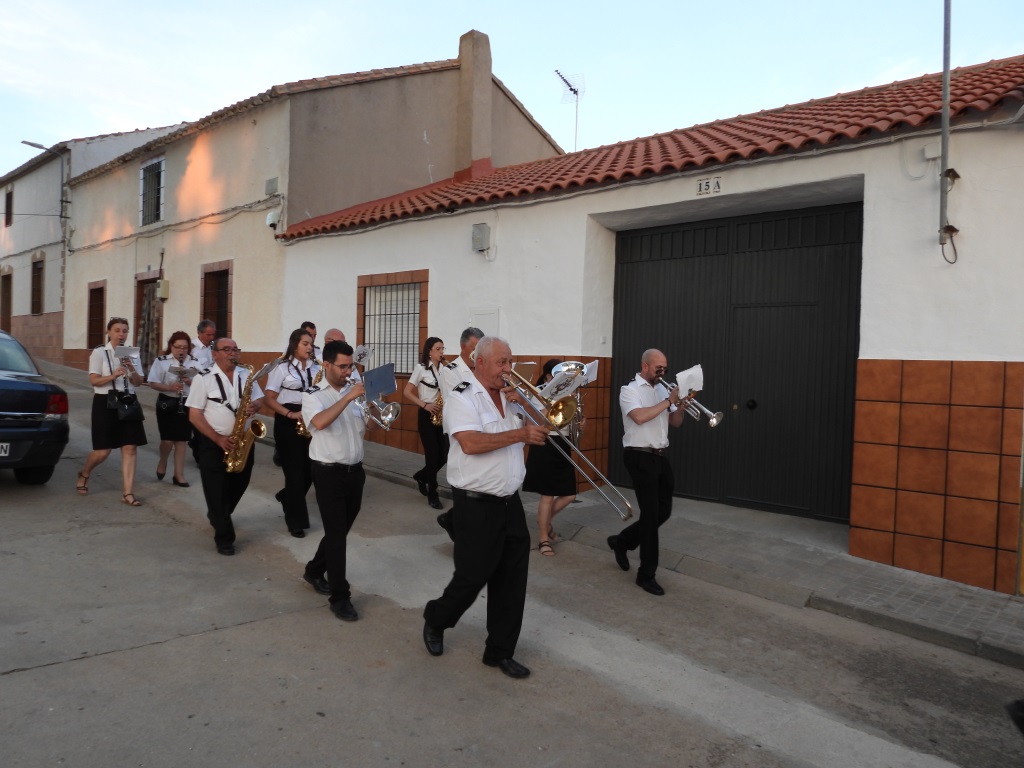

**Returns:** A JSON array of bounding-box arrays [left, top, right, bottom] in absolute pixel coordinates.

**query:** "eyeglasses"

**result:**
[[171, 344, 189, 350], [215, 347, 241, 353], [325, 361, 354, 370]]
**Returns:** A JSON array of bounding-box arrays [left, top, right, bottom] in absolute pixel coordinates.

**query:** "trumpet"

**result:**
[[503, 368, 633, 521], [656, 376, 724, 428]]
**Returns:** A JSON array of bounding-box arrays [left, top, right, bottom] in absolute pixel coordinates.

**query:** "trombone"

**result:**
[[503, 368, 633, 521]]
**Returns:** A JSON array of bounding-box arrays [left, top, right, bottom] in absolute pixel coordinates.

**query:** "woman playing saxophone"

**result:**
[[403, 337, 448, 510]]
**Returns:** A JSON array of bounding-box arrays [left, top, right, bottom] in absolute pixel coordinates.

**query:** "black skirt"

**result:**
[[91, 393, 148, 450], [522, 435, 576, 497], [155, 394, 191, 441]]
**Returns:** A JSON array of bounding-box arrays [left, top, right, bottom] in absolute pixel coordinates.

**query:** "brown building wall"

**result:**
[[11, 311, 63, 363], [850, 359, 1023, 594]]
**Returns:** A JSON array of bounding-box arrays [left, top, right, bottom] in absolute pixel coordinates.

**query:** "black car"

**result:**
[[0, 331, 70, 484]]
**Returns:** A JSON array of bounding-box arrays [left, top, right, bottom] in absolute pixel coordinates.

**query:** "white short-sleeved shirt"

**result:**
[[619, 374, 671, 450], [444, 375, 526, 497], [89, 342, 144, 395], [301, 382, 367, 465], [266, 358, 319, 406], [191, 340, 213, 369], [185, 365, 264, 437], [408, 362, 443, 404], [147, 353, 201, 397], [439, 355, 472, 395]]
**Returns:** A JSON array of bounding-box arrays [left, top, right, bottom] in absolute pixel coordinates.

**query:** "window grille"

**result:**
[[4, 190, 12, 227], [87, 287, 105, 348], [202, 270, 230, 339], [31, 260, 43, 315], [139, 158, 164, 226], [363, 283, 420, 374]]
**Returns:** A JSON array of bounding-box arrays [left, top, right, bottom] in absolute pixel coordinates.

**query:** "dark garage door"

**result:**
[[610, 203, 862, 521]]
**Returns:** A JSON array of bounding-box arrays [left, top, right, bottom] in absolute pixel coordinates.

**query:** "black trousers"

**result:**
[[274, 408, 312, 530], [196, 433, 254, 547], [307, 462, 365, 603], [619, 449, 674, 579], [424, 490, 530, 663], [414, 408, 449, 494]]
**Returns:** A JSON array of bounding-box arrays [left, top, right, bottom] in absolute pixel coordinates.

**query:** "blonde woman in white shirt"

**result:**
[[77, 316, 147, 505]]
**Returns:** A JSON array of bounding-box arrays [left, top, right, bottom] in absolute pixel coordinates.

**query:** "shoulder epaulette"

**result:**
[[445, 361, 459, 370], [157, 354, 172, 360], [303, 385, 321, 394], [199, 367, 212, 375], [454, 381, 471, 393], [94, 344, 104, 349]]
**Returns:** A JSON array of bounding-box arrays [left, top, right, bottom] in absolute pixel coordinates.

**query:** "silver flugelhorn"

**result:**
[[656, 376, 724, 428], [504, 368, 633, 521], [357, 397, 401, 430]]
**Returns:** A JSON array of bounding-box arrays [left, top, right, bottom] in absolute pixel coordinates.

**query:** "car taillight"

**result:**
[[45, 393, 69, 417]]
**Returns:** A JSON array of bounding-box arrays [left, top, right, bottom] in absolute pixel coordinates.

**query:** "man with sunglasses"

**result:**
[[186, 339, 264, 555], [300, 340, 373, 622]]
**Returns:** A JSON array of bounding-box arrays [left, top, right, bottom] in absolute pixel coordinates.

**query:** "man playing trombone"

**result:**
[[422, 336, 548, 679], [609, 349, 687, 596]]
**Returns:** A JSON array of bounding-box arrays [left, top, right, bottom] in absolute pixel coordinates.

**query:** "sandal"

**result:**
[[76, 472, 90, 495], [121, 493, 143, 507], [538, 540, 555, 557]]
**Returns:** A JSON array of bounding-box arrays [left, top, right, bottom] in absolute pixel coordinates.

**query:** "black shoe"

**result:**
[[303, 573, 331, 595], [1007, 699, 1024, 737], [436, 511, 454, 539], [330, 599, 358, 622], [636, 575, 665, 596], [289, 528, 305, 538], [414, 472, 428, 497], [428, 494, 443, 510], [607, 535, 629, 571], [423, 622, 444, 656], [156, 470, 165, 481], [275, 489, 285, 504], [172, 477, 190, 487], [483, 657, 530, 679], [273, 450, 282, 467], [217, 545, 236, 556]]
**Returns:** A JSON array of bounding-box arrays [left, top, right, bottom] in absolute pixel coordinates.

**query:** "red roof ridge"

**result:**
[[280, 53, 1024, 241]]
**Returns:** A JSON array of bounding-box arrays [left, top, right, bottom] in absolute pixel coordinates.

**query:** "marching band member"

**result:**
[[264, 328, 319, 538], [192, 320, 216, 369], [300, 340, 373, 621], [77, 316, 146, 505], [608, 349, 686, 595], [521, 359, 577, 556], [148, 331, 198, 487], [323, 328, 361, 383], [186, 339, 264, 556], [403, 336, 448, 510], [300, 321, 320, 362], [422, 336, 548, 679]]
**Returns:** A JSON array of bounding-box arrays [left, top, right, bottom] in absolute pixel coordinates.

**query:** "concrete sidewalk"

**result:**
[[38, 358, 1024, 670]]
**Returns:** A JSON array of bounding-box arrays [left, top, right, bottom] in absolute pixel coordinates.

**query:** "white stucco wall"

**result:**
[[66, 103, 291, 352], [284, 121, 1024, 363]]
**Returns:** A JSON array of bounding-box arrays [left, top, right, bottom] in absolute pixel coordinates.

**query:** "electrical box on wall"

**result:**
[[155, 279, 170, 301], [471, 223, 490, 252]]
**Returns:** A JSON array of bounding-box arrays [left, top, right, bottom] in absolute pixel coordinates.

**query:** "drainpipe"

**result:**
[[938, 0, 952, 245]]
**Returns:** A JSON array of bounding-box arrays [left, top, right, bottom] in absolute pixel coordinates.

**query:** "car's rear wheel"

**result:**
[[14, 465, 55, 485]]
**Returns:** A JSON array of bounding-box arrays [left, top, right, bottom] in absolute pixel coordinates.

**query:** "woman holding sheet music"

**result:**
[[521, 358, 577, 556], [77, 316, 147, 506], [147, 331, 198, 487]]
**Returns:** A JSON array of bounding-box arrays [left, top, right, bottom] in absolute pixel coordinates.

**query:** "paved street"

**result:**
[[2, 379, 1024, 767]]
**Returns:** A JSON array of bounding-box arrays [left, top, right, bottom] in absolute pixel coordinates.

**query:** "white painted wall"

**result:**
[[284, 122, 1024, 363]]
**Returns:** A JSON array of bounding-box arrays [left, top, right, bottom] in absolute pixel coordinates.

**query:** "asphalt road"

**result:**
[[2, 382, 1023, 767]]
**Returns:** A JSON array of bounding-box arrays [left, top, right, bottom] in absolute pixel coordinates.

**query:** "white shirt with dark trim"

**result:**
[[147, 353, 200, 397], [439, 355, 473, 395], [619, 374, 671, 450], [185, 365, 264, 437], [266, 358, 319, 406], [89, 342, 144, 395], [301, 382, 366, 465], [191, 340, 213, 369], [443, 375, 526, 497]]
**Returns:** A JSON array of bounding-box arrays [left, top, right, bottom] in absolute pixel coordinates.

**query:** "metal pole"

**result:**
[[938, 0, 951, 244]]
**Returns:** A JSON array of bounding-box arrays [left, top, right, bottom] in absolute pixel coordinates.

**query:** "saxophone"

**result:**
[[429, 358, 445, 426], [296, 357, 321, 438], [224, 363, 267, 473]]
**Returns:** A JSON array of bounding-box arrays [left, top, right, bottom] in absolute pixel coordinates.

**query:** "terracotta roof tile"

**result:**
[[281, 54, 1024, 241]]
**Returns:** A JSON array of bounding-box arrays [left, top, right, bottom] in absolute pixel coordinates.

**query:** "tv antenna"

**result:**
[[555, 70, 585, 152]]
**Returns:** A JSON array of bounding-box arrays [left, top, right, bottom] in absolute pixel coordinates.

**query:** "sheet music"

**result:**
[[362, 363, 396, 401], [539, 370, 583, 400], [583, 360, 599, 386], [168, 365, 201, 381], [113, 346, 141, 359], [676, 364, 704, 394]]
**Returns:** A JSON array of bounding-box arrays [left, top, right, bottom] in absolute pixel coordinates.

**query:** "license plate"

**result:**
[[0, 443, 9, 457]]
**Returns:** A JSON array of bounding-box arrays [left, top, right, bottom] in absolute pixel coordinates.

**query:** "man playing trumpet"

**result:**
[[608, 349, 687, 596]]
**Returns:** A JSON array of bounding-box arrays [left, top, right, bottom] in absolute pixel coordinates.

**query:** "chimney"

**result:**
[[454, 30, 494, 182]]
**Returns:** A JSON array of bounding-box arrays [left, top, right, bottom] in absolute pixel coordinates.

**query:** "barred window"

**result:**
[[139, 157, 164, 226], [363, 283, 420, 374]]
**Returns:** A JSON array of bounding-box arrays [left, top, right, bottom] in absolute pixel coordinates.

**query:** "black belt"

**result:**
[[157, 393, 180, 401], [625, 446, 667, 456], [452, 488, 517, 504], [312, 459, 362, 472], [281, 403, 302, 413]]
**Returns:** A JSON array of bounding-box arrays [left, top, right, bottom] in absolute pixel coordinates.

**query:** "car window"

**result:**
[[0, 337, 40, 374]]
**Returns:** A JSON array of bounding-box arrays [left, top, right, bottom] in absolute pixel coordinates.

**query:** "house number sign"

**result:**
[[696, 176, 722, 195]]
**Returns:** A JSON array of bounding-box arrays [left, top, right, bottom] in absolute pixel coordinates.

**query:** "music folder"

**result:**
[[362, 363, 396, 402]]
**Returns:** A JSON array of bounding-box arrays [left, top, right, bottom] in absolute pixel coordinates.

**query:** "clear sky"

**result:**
[[1, 0, 1022, 175]]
